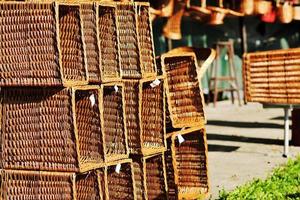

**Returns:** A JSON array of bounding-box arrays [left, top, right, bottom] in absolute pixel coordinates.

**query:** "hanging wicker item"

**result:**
[[185, 0, 211, 23], [163, 0, 185, 40], [277, 1, 293, 23], [254, 0, 273, 15], [240, 0, 255, 15], [293, 4, 300, 20]]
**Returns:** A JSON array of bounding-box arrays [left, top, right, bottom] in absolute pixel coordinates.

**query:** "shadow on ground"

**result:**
[[208, 144, 240, 152], [207, 120, 289, 129], [207, 134, 283, 145]]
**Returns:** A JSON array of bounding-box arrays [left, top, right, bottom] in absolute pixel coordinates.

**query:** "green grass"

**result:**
[[218, 156, 300, 200]]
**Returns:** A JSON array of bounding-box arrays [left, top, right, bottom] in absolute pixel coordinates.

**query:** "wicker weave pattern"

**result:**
[[0, 2, 62, 86], [140, 78, 166, 155], [81, 4, 100, 83], [116, 3, 141, 79], [101, 83, 128, 162], [244, 48, 300, 104], [132, 159, 145, 200], [76, 172, 100, 200], [145, 154, 168, 200], [106, 161, 135, 199], [168, 127, 209, 199], [124, 80, 141, 154], [165, 140, 177, 200], [0, 87, 78, 172], [59, 4, 87, 85], [74, 87, 104, 172], [1, 170, 75, 200], [162, 53, 206, 128], [98, 3, 121, 82], [135, 3, 156, 78]]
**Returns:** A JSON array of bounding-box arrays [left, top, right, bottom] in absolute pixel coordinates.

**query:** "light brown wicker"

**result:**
[[57, 3, 89, 86], [116, 2, 142, 79], [0, 2, 62, 86], [132, 154, 168, 200], [98, 2, 122, 82], [0, 170, 76, 200], [243, 48, 300, 104], [0, 87, 79, 172], [161, 52, 206, 128], [72, 86, 105, 172], [166, 127, 209, 199], [100, 82, 129, 163], [102, 159, 136, 200], [123, 77, 166, 156], [76, 170, 103, 200], [81, 3, 101, 83], [276, 2, 293, 24], [135, 2, 157, 78]]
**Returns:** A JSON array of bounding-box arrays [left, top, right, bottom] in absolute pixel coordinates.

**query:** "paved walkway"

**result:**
[[205, 101, 300, 199]]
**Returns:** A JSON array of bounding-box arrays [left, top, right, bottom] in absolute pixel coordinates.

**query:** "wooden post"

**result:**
[[239, 17, 248, 104]]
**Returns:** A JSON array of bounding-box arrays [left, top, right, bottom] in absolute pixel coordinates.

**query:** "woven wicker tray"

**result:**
[[132, 153, 168, 200], [161, 52, 206, 128], [0, 170, 75, 200], [166, 127, 209, 199], [135, 2, 157, 78], [0, 2, 62, 86], [72, 85, 105, 172], [123, 76, 166, 156], [57, 3, 89, 86], [100, 82, 129, 163]]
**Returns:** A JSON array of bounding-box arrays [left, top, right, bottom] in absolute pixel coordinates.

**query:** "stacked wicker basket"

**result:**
[[0, 1, 209, 199], [243, 48, 300, 104]]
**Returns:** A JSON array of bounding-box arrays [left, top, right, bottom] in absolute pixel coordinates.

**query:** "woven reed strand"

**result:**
[[1, 87, 78, 172], [0, 3, 61, 86]]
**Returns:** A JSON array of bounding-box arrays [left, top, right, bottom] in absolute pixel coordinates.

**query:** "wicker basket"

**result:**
[[135, 2, 157, 78], [243, 48, 300, 104], [277, 2, 293, 24], [81, 3, 101, 83], [240, 0, 254, 15], [0, 170, 75, 199], [0, 2, 62, 86], [254, 0, 272, 15], [76, 171, 103, 200], [57, 3, 88, 86], [163, 1, 185, 40], [132, 154, 168, 200], [293, 5, 300, 20], [161, 52, 206, 128], [116, 2, 142, 79], [98, 2, 122, 82], [104, 159, 136, 200], [73, 86, 105, 172], [123, 77, 166, 156], [166, 127, 209, 199], [0, 87, 79, 172], [100, 83, 129, 163], [140, 77, 166, 155]]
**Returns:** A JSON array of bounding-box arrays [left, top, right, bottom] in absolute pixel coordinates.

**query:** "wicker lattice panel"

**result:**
[[100, 83, 128, 162], [58, 4, 88, 86], [244, 48, 300, 104], [106, 160, 136, 200], [76, 171, 101, 200], [167, 127, 209, 199], [0, 170, 75, 200], [162, 53, 206, 128], [98, 3, 121, 82], [81, 3, 100, 83], [124, 80, 141, 154], [74, 86, 104, 172], [139, 77, 166, 156], [0, 87, 78, 172], [0, 2, 62, 86], [116, 2, 141, 79], [135, 2, 156, 78]]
